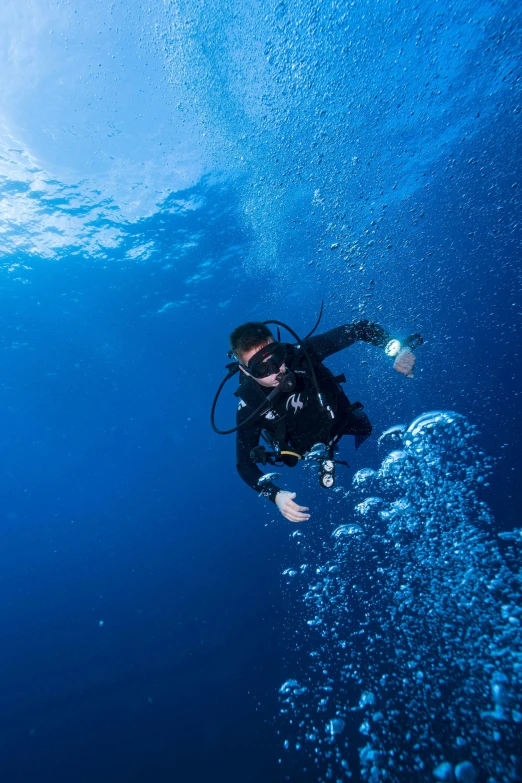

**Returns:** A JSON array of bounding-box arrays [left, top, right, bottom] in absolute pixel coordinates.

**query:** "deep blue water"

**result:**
[[0, 1, 521, 781]]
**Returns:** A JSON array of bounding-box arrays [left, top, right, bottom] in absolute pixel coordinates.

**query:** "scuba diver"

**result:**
[[211, 309, 422, 523]]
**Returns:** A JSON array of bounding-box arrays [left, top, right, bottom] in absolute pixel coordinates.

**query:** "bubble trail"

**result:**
[[278, 411, 521, 782]]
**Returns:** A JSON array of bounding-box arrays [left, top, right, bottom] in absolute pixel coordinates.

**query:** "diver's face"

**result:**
[[239, 341, 286, 388]]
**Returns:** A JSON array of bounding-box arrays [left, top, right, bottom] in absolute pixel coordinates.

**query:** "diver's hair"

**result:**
[[229, 322, 274, 362]]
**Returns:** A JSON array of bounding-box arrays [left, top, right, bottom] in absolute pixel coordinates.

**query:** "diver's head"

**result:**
[[230, 322, 285, 388], [229, 321, 274, 362]]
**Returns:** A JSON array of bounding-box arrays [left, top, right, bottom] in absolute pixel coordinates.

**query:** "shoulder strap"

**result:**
[[234, 375, 269, 409]]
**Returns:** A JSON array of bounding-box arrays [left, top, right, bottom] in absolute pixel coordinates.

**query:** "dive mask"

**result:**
[[242, 342, 287, 378]]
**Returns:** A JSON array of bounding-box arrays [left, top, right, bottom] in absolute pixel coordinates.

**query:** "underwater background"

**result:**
[[1, 1, 521, 781]]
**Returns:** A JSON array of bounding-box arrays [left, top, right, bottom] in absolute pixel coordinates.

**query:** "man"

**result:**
[[230, 319, 418, 523]]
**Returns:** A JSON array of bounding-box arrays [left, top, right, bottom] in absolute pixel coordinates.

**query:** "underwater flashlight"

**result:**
[[384, 339, 402, 358]]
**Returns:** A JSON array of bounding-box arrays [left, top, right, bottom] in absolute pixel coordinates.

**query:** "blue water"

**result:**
[[0, 1, 521, 781]]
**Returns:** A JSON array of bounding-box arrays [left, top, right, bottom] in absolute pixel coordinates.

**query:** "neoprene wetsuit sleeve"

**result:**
[[235, 409, 282, 503], [304, 320, 392, 363]]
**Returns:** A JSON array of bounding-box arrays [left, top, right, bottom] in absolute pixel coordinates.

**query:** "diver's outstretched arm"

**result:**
[[304, 320, 391, 362], [305, 320, 418, 378]]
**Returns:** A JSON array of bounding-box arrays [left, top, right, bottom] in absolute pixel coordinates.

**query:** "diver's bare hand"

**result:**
[[275, 491, 310, 523], [393, 348, 416, 378]]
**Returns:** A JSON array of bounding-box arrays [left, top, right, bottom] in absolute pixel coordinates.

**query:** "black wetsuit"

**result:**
[[235, 320, 393, 502]]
